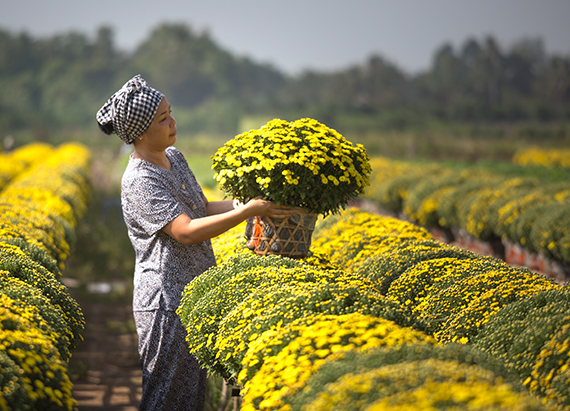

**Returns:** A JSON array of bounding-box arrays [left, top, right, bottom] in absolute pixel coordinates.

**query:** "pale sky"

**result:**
[[1, 0, 569, 75]]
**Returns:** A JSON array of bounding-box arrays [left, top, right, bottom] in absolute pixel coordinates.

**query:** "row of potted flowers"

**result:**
[[178, 208, 568, 410], [363, 157, 570, 269], [513, 146, 570, 168], [0, 143, 91, 410]]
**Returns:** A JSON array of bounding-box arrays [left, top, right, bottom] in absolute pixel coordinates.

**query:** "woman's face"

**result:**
[[139, 97, 177, 150]]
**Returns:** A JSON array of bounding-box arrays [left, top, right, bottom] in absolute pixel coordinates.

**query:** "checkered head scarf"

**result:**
[[96, 74, 164, 144]]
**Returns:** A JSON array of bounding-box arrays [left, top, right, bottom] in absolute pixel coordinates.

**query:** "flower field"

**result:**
[[179, 206, 570, 410], [0, 142, 91, 410], [2, 140, 568, 410], [362, 155, 570, 282]]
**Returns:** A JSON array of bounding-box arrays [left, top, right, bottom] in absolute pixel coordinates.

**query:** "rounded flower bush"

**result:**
[[211, 118, 371, 216], [214, 278, 410, 381], [286, 343, 533, 411], [296, 359, 549, 411], [311, 208, 433, 273], [0, 273, 73, 361], [0, 295, 77, 410], [177, 255, 345, 379], [435, 273, 559, 344], [239, 312, 434, 411], [0, 243, 84, 352]]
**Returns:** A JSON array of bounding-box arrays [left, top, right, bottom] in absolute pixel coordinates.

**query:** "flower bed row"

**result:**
[[0, 143, 91, 410], [179, 208, 568, 410], [513, 146, 570, 168], [0, 143, 55, 191], [363, 157, 570, 274]]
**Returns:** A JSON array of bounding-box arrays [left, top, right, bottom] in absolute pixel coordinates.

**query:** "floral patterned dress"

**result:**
[[121, 146, 216, 410]]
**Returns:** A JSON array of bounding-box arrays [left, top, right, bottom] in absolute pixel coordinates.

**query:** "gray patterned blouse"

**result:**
[[121, 146, 216, 312]]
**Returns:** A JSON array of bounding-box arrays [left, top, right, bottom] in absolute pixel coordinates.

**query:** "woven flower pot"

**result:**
[[245, 209, 318, 258]]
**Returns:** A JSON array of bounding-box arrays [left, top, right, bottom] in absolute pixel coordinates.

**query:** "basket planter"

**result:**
[[245, 209, 318, 258]]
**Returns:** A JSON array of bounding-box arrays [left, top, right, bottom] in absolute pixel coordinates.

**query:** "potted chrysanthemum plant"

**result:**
[[211, 118, 371, 258]]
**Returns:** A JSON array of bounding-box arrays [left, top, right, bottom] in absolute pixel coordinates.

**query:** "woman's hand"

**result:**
[[245, 196, 295, 220]]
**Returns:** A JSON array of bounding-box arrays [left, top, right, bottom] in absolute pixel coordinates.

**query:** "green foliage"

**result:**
[[0, 273, 72, 361], [529, 202, 570, 261], [0, 322, 76, 410], [473, 287, 570, 385], [0, 243, 84, 353], [0, 23, 286, 135], [171, 98, 241, 135], [2, 23, 570, 140]]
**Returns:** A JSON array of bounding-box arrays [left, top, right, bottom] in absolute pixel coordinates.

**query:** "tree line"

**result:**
[[1, 22, 569, 136]]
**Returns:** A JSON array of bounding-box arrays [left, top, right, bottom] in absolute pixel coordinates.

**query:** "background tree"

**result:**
[[0, 23, 568, 137]]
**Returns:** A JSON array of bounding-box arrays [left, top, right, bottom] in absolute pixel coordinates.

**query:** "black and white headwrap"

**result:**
[[96, 74, 164, 144]]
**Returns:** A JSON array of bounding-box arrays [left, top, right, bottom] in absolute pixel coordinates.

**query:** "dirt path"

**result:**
[[68, 290, 142, 411]]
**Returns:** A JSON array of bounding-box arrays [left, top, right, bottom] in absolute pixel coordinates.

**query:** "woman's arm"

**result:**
[[204, 199, 237, 216], [162, 198, 292, 245]]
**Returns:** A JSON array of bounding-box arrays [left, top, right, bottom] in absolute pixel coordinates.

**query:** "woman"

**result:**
[[96, 75, 293, 410]]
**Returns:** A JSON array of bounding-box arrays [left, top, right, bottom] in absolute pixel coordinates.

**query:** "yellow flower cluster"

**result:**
[[211, 220, 251, 263], [240, 313, 433, 411], [0, 142, 92, 410], [0, 294, 75, 410], [212, 118, 371, 216], [311, 208, 433, 273], [214, 274, 408, 381], [307, 359, 545, 411], [0, 142, 54, 191], [289, 342, 552, 411], [513, 146, 570, 168]]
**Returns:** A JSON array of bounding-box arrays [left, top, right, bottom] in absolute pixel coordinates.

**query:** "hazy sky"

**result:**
[[1, 0, 569, 75]]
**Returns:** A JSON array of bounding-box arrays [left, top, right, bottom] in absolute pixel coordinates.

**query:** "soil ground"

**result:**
[[68, 289, 142, 411]]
